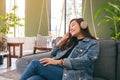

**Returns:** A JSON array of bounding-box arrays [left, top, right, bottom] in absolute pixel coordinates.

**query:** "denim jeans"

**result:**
[[19, 60, 63, 80]]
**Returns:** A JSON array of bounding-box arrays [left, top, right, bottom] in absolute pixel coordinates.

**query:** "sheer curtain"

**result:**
[[51, 0, 82, 38], [6, 0, 25, 37]]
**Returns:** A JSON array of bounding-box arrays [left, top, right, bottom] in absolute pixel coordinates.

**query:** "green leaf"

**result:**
[[104, 8, 116, 16], [104, 16, 113, 21], [98, 18, 108, 26], [108, 2, 120, 12], [94, 3, 106, 20]]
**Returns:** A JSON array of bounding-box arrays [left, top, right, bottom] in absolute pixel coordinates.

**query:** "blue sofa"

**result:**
[[16, 39, 120, 80]]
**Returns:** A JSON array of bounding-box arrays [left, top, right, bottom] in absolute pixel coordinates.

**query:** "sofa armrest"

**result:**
[[16, 52, 51, 74]]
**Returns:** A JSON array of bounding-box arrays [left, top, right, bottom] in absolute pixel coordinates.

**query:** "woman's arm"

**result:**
[[56, 32, 70, 47], [40, 58, 64, 66], [51, 32, 70, 56]]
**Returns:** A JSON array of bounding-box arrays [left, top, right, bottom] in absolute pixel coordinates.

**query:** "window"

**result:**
[[66, 0, 82, 32], [51, 0, 82, 38], [51, 0, 65, 38], [6, 0, 25, 37]]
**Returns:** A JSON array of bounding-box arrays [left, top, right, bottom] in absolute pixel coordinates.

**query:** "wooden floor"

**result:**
[[0, 58, 17, 74]]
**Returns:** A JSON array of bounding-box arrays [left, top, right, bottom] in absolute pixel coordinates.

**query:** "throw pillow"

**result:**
[[35, 35, 51, 47]]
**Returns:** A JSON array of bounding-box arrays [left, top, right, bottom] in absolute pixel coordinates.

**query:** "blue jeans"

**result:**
[[19, 60, 63, 80]]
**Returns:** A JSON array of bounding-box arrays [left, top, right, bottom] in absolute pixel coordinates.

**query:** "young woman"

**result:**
[[19, 18, 99, 80]]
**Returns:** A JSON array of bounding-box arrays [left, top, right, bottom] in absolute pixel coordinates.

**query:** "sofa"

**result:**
[[16, 39, 120, 80]]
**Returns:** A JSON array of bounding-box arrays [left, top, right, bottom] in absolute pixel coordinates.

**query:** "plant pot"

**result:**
[[0, 55, 3, 65], [0, 39, 7, 65]]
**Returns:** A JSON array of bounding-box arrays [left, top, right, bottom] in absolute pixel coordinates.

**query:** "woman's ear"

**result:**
[[80, 21, 88, 29]]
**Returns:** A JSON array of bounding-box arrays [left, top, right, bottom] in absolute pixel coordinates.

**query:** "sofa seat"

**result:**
[[93, 77, 107, 80]]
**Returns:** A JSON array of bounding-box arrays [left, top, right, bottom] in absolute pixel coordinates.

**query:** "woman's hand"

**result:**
[[56, 32, 70, 46], [40, 58, 61, 66], [62, 32, 70, 40]]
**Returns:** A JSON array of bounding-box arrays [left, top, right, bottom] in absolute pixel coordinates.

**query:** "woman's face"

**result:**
[[69, 20, 81, 37]]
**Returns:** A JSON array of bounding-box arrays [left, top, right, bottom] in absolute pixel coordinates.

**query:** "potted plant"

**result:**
[[0, 13, 9, 65], [94, 0, 120, 41], [0, 5, 24, 65], [0, 24, 8, 65]]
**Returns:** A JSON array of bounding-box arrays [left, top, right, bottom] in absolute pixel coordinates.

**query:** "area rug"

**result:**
[[0, 76, 12, 80], [0, 69, 20, 80]]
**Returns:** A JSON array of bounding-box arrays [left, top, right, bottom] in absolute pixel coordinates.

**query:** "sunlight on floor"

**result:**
[[0, 58, 17, 74]]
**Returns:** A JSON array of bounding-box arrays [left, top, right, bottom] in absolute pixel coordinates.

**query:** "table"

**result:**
[[0, 52, 11, 67], [7, 42, 24, 58], [33, 46, 52, 54]]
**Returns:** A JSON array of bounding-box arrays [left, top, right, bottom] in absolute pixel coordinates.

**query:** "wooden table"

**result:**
[[33, 46, 52, 54], [7, 42, 24, 58]]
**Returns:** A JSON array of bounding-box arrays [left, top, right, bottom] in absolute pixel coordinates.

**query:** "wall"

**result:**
[[0, 0, 5, 15], [25, 0, 50, 36], [83, 0, 114, 39]]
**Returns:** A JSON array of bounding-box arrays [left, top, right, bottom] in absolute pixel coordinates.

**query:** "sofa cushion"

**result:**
[[35, 35, 51, 47], [93, 77, 106, 80], [52, 37, 62, 46], [7, 37, 36, 50], [93, 39, 117, 80], [7, 37, 24, 43], [23, 37, 36, 50]]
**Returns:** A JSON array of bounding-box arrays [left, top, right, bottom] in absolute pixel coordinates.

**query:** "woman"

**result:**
[[20, 18, 99, 80]]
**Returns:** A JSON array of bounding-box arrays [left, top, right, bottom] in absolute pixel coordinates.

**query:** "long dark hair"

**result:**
[[69, 18, 96, 39], [60, 18, 96, 50]]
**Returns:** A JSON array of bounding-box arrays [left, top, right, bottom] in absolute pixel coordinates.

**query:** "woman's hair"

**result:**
[[69, 18, 96, 39], [60, 18, 96, 50]]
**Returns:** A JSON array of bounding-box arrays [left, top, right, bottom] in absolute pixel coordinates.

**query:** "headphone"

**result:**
[[80, 21, 88, 29]]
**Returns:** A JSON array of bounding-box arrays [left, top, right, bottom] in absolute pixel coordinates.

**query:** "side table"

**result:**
[[7, 42, 24, 58]]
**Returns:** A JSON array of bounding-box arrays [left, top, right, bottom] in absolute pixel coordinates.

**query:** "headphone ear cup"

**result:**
[[80, 21, 88, 29]]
